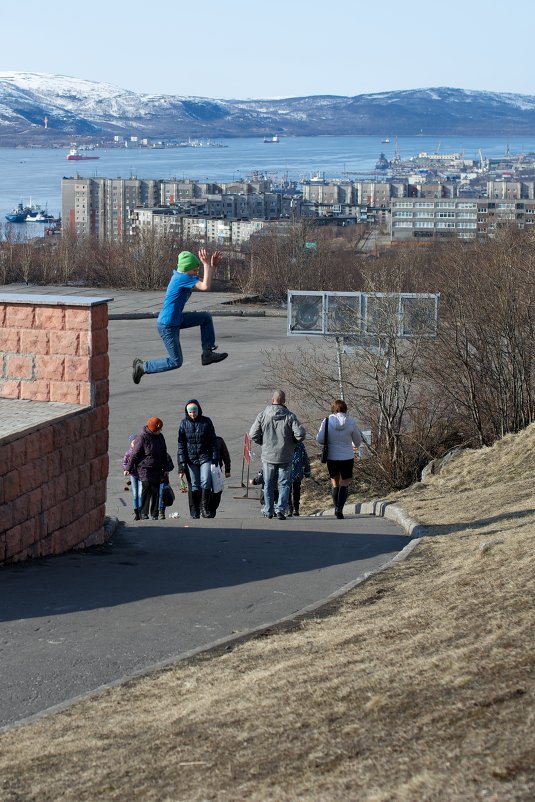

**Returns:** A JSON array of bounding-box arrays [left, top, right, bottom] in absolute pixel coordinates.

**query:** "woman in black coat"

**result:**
[[127, 417, 169, 520], [178, 399, 218, 518]]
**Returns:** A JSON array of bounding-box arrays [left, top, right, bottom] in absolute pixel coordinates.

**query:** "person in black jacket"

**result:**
[[126, 417, 171, 520], [178, 399, 219, 519]]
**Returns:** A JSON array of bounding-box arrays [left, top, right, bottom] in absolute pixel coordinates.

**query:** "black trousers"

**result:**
[[288, 480, 301, 513], [141, 480, 160, 518]]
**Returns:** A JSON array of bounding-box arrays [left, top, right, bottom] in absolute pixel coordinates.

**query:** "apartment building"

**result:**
[[391, 197, 535, 241], [391, 198, 479, 240], [130, 208, 267, 245], [486, 180, 535, 199], [62, 177, 160, 241]]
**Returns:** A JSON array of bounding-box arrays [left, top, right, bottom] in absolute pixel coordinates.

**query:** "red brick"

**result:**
[[91, 304, 108, 330], [79, 331, 92, 357], [0, 502, 13, 533], [4, 470, 20, 503], [0, 329, 20, 352], [90, 354, 109, 382], [92, 405, 109, 432], [95, 429, 109, 457], [20, 329, 49, 355], [49, 382, 80, 404], [5, 305, 35, 329], [20, 380, 50, 402], [20, 518, 39, 550], [11, 495, 29, 528], [46, 451, 61, 476], [0, 304, 5, 327], [19, 463, 38, 495], [36, 355, 65, 381], [66, 469, 82, 498], [65, 356, 91, 383], [6, 355, 34, 380], [45, 504, 62, 534], [27, 487, 43, 518], [5, 527, 23, 559], [49, 330, 80, 356], [90, 328, 108, 356], [0, 444, 14, 476], [35, 306, 65, 330], [79, 385, 91, 406], [65, 308, 91, 331], [0, 381, 21, 399], [94, 380, 109, 406]]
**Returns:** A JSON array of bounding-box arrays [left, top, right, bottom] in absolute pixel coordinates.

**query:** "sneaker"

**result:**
[[132, 358, 145, 384], [159, 510, 165, 520], [141, 514, 149, 520], [201, 347, 228, 366], [276, 512, 286, 521], [335, 511, 344, 520]]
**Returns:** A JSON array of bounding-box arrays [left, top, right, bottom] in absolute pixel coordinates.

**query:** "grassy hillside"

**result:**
[[1, 426, 534, 801]]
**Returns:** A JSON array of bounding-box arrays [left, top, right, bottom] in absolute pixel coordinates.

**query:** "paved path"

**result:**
[[0, 286, 408, 728]]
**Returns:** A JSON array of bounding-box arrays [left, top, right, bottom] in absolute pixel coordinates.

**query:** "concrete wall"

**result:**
[[0, 294, 112, 564]]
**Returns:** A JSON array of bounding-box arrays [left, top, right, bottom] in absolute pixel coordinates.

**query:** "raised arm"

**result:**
[[194, 249, 222, 292]]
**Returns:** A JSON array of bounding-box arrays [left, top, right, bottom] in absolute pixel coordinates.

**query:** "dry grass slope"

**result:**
[[1, 426, 534, 801]]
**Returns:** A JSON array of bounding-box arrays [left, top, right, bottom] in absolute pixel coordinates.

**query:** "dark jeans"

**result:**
[[288, 480, 302, 513], [141, 480, 160, 518]]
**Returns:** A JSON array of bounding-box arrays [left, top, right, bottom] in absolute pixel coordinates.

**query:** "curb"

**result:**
[[109, 308, 287, 321]]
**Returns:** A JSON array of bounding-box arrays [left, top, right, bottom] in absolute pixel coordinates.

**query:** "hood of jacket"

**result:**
[[264, 403, 290, 422], [184, 398, 203, 416], [330, 412, 350, 430]]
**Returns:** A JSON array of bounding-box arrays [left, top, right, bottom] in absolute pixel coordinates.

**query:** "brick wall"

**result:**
[[0, 295, 112, 563]]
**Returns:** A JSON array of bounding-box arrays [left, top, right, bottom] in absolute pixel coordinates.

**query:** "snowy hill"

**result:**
[[1, 72, 535, 143]]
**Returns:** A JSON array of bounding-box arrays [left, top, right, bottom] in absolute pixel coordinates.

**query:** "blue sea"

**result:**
[[1, 134, 535, 234]]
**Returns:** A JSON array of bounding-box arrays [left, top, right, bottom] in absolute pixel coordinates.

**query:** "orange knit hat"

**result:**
[[146, 417, 163, 432]]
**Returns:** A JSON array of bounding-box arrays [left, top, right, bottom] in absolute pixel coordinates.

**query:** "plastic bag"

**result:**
[[211, 464, 225, 494], [161, 483, 175, 507]]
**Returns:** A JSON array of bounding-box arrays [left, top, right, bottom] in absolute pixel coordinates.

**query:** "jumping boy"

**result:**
[[132, 248, 228, 384]]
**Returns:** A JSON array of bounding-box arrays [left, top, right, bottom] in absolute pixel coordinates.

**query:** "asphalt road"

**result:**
[[0, 295, 408, 729]]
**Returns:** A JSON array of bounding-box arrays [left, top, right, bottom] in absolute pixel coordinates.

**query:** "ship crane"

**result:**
[[391, 136, 401, 165]]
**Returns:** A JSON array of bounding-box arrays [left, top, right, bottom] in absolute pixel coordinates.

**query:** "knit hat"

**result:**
[[176, 251, 201, 273], [146, 417, 163, 433]]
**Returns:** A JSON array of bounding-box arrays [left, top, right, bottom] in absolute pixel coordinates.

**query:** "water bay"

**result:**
[[1, 134, 534, 224]]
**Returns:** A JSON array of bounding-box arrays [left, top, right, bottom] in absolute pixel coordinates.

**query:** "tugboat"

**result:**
[[5, 202, 30, 223]]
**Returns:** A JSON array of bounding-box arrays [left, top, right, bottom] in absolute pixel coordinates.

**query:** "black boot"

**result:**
[[331, 486, 339, 516], [132, 357, 145, 384], [336, 486, 348, 519], [201, 489, 214, 518], [191, 490, 201, 519], [201, 347, 228, 366]]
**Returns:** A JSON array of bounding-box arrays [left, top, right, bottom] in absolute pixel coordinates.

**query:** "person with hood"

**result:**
[[123, 432, 142, 520], [316, 399, 363, 519], [132, 248, 228, 384], [178, 399, 219, 519], [249, 389, 305, 521], [126, 417, 171, 520]]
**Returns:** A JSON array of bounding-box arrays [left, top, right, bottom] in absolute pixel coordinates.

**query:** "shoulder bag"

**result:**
[[320, 417, 329, 463]]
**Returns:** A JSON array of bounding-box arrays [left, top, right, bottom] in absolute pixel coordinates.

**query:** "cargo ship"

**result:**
[[67, 146, 99, 161]]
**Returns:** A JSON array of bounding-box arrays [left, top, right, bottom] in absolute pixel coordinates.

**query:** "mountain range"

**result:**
[[1, 72, 535, 144]]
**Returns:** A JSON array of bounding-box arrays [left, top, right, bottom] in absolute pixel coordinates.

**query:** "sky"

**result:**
[[3, 0, 535, 99]]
